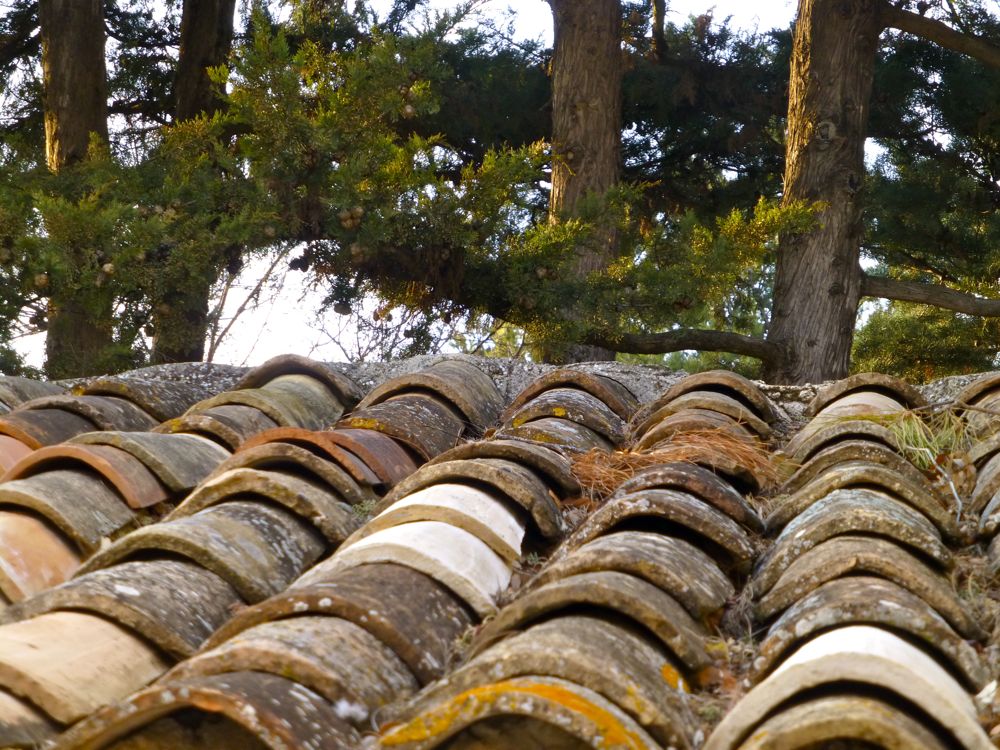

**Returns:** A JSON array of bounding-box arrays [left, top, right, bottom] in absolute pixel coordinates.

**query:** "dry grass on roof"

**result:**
[[570, 427, 779, 505], [822, 408, 978, 513], [840, 407, 972, 471]]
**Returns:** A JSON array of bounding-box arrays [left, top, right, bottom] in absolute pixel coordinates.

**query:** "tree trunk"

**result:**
[[174, 0, 237, 122], [651, 0, 667, 62], [39, 0, 108, 171], [45, 297, 116, 379], [39, 0, 113, 378], [150, 272, 217, 365], [763, 0, 882, 384], [150, 0, 237, 365], [546, 0, 622, 363]]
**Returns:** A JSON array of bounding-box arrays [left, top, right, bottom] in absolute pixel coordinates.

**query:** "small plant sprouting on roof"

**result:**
[[570, 427, 779, 503], [522, 550, 543, 568], [351, 498, 378, 520]]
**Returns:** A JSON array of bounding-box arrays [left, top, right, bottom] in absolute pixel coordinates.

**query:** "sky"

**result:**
[[14, 0, 799, 370], [495, 0, 795, 39]]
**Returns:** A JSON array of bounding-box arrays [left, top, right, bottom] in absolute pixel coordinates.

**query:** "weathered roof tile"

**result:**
[[0, 559, 240, 659], [0, 363, 994, 748], [704, 626, 991, 749]]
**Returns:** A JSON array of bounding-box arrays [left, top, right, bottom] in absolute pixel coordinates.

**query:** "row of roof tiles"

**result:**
[[0, 358, 999, 746], [375, 372, 781, 750], [709, 377, 989, 749]]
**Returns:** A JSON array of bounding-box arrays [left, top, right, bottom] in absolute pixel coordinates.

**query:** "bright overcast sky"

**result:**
[[14, 0, 799, 371], [383, 1, 797, 43]]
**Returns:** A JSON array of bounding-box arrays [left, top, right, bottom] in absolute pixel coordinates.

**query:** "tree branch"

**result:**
[[879, 245, 960, 285], [862, 274, 1000, 315], [879, 1, 1000, 69], [109, 99, 171, 123], [583, 328, 781, 364]]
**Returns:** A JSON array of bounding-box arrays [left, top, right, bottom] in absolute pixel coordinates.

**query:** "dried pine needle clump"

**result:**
[[571, 428, 779, 505]]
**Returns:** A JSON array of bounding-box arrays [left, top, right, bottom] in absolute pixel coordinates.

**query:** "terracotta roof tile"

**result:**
[[0, 361, 997, 747]]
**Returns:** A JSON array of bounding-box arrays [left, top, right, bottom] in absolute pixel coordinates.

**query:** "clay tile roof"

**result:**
[[0, 359, 998, 748]]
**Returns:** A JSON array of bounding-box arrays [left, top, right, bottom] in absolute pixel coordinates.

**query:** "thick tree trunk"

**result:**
[[45, 298, 116, 378], [150, 0, 237, 365], [174, 0, 237, 122], [763, 0, 882, 384], [546, 0, 622, 363], [39, 0, 113, 378], [39, 0, 108, 171], [651, 0, 667, 62], [149, 271, 216, 365]]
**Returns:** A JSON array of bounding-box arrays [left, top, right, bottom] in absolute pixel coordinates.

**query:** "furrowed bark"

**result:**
[[39, 0, 108, 171], [546, 0, 622, 363], [174, 0, 237, 121], [150, 0, 237, 365], [763, 0, 882, 384], [652, 0, 667, 62], [39, 0, 114, 378]]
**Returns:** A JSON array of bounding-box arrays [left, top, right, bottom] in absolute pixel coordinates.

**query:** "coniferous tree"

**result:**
[[38, 0, 114, 377]]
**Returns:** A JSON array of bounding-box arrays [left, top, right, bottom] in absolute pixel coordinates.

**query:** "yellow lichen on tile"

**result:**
[[381, 679, 651, 749]]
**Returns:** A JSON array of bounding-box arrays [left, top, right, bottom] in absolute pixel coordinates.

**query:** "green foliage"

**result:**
[[413, 19, 550, 162], [0, 0, 804, 373], [621, 10, 790, 219], [866, 149, 1000, 284], [0, 0, 43, 169], [205, 9, 564, 338], [852, 302, 1000, 382], [857, 6, 1000, 381], [1, 145, 155, 371], [5, 0, 998, 378], [164, 4, 807, 368], [452, 317, 531, 359], [585, 196, 819, 340], [617, 350, 763, 378], [215, 11, 814, 359]]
